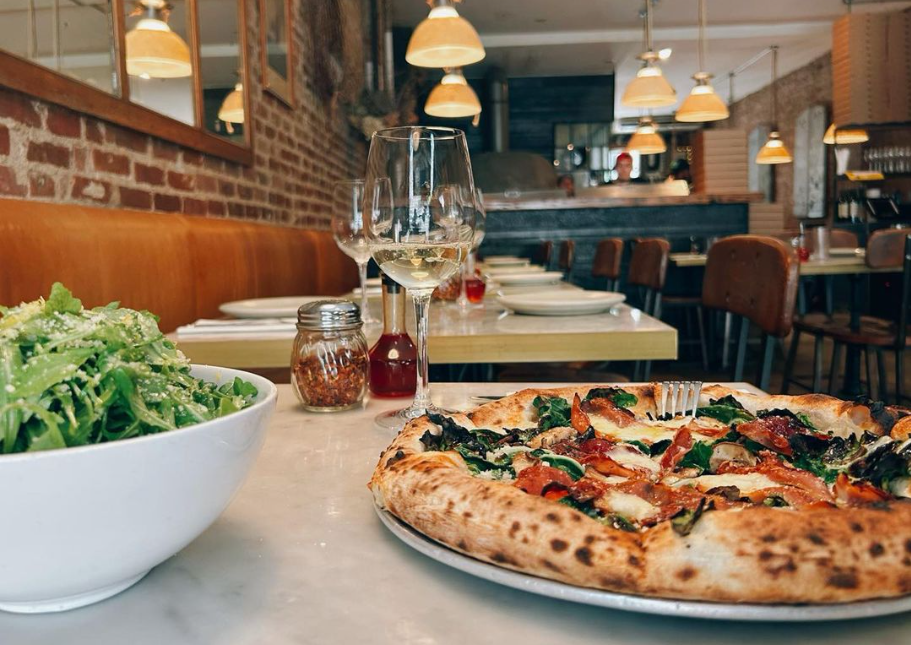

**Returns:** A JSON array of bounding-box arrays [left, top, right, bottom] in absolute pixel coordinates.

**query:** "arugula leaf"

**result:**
[[531, 449, 585, 480], [532, 395, 572, 431], [625, 439, 670, 456], [625, 440, 652, 455], [671, 499, 706, 536], [585, 387, 638, 409], [454, 445, 509, 475], [796, 413, 818, 432], [696, 404, 755, 425], [677, 441, 713, 473], [788, 452, 840, 484], [44, 282, 83, 315]]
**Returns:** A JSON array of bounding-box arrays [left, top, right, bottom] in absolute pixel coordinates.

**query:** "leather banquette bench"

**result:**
[[0, 198, 358, 332]]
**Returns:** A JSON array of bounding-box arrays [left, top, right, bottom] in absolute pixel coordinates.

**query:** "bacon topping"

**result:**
[[582, 455, 643, 479], [660, 428, 693, 471], [735, 415, 825, 456], [571, 393, 591, 434], [515, 464, 574, 496], [833, 473, 891, 506], [582, 397, 635, 428], [611, 481, 704, 525], [578, 438, 615, 454], [716, 451, 835, 505]]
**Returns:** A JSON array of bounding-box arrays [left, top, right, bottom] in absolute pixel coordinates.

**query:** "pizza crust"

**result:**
[[370, 386, 911, 604]]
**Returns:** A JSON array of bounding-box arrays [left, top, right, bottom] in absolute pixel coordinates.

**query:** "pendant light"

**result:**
[[218, 83, 245, 124], [823, 123, 869, 145], [627, 116, 666, 155], [125, 0, 192, 79], [406, 0, 485, 69], [676, 0, 728, 122], [756, 46, 792, 165], [425, 68, 481, 118], [622, 1, 676, 108]]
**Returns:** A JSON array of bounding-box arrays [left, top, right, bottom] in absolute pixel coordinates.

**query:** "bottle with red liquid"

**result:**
[[369, 272, 417, 398]]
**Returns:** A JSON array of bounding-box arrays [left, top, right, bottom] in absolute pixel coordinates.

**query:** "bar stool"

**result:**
[[628, 238, 670, 381], [702, 235, 799, 391], [591, 238, 623, 291], [795, 230, 910, 403], [558, 240, 575, 281]]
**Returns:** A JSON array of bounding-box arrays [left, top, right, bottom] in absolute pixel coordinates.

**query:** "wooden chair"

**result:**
[[817, 230, 910, 403], [536, 241, 554, 269], [591, 238, 623, 291], [628, 238, 670, 381], [558, 240, 575, 280], [702, 235, 799, 391]]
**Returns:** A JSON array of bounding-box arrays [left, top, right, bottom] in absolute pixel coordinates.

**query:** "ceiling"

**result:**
[[391, 0, 911, 119]]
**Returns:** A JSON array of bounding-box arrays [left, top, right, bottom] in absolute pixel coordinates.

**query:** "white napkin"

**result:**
[[176, 318, 297, 337]]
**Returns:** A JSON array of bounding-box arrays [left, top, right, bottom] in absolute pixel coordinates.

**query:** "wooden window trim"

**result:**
[[0, 0, 254, 166]]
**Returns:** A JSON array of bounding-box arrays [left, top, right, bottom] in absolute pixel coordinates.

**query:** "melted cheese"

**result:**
[[599, 491, 658, 522], [607, 445, 660, 474], [589, 415, 727, 445], [672, 473, 778, 494]]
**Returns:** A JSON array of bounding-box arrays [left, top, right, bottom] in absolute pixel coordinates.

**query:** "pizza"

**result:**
[[369, 384, 911, 604]]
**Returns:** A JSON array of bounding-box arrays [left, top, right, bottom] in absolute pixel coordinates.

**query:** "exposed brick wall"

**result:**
[[726, 54, 833, 230], [0, 0, 373, 230]]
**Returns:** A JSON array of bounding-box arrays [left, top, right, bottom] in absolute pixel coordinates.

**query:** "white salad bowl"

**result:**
[[0, 365, 277, 614]]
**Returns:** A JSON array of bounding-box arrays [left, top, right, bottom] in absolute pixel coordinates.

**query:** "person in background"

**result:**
[[667, 158, 692, 186], [612, 152, 646, 184], [557, 174, 575, 197]]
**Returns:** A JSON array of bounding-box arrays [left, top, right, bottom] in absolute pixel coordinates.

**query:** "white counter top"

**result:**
[[5, 383, 910, 644]]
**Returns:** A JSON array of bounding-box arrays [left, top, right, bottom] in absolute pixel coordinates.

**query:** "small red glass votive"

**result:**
[[465, 277, 486, 303]]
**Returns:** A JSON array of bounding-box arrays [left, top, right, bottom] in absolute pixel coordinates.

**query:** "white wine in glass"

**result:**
[[365, 127, 476, 427], [332, 180, 379, 324]]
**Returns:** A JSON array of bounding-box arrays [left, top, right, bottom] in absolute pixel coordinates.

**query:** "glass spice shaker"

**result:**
[[291, 300, 369, 412]]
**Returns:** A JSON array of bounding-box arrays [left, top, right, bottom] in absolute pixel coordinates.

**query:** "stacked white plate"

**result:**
[[482, 256, 530, 268], [483, 265, 546, 277], [492, 271, 564, 287], [219, 296, 326, 319], [498, 290, 625, 316]]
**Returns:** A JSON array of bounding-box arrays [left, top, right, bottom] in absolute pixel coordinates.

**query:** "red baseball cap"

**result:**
[[616, 152, 633, 164]]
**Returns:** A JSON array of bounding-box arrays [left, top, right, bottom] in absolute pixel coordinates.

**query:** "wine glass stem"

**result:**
[[411, 290, 433, 413], [357, 261, 370, 320]]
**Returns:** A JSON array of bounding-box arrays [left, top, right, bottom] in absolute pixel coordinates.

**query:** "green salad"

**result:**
[[0, 283, 258, 454]]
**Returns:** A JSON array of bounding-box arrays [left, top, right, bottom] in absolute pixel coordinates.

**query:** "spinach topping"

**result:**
[[531, 449, 585, 480], [420, 413, 506, 454], [625, 438, 671, 456], [532, 395, 572, 431], [455, 445, 508, 475], [788, 453, 840, 484], [585, 387, 638, 409], [696, 395, 755, 425], [671, 498, 706, 536], [558, 497, 636, 531], [677, 441, 713, 473]]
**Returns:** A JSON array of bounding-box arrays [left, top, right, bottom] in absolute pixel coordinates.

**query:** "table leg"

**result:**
[[841, 274, 863, 397]]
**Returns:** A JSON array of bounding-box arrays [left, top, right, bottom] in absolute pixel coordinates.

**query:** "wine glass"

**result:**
[[332, 180, 379, 325], [457, 188, 487, 309], [365, 126, 476, 425]]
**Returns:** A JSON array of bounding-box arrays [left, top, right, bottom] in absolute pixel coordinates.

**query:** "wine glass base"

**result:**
[[373, 402, 450, 431]]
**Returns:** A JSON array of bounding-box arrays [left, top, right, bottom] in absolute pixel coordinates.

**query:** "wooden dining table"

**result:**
[[172, 291, 677, 369], [669, 251, 897, 276], [8, 381, 911, 644]]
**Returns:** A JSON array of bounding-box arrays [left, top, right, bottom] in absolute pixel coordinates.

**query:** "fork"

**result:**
[[658, 381, 703, 419]]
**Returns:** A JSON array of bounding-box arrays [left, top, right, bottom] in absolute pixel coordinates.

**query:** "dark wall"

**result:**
[[507, 76, 614, 159]]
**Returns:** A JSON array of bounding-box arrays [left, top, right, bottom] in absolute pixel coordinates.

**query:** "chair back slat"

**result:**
[[898, 235, 911, 349], [702, 235, 798, 338], [627, 238, 669, 291], [537, 241, 554, 267], [591, 238, 623, 279], [558, 240, 575, 273]]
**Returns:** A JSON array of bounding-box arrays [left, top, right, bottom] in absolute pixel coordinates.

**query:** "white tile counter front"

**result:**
[[4, 383, 911, 645]]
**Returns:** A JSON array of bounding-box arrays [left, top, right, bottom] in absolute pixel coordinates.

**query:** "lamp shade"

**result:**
[[755, 131, 793, 164], [425, 70, 481, 118], [675, 78, 729, 122], [621, 64, 677, 108], [218, 83, 245, 123], [125, 17, 192, 78], [627, 119, 666, 155], [406, 5, 485, 68], [823, 123, 869, 145]]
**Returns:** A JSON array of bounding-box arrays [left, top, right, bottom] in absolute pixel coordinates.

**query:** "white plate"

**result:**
[[484, 265, 546, 276], [219, 296, 328, 319], [483, 257, 530, 267], [828, 248, 865, 257], [365, 277, 382, 287], [493, 271, 564, 286], [498, 291, 625, 316], [376, 508, 911, 622]]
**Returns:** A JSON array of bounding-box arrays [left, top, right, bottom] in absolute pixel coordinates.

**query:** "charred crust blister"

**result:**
[[574, 546, 594, 566], [385, 450, 407, 468], [550, 539, 569, 552]]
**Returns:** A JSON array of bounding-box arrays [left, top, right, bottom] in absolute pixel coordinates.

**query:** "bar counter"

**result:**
[[482, 193, 760, 290]]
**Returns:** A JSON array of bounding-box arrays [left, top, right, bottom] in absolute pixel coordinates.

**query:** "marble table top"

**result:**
[[5, 382, 910, 645]]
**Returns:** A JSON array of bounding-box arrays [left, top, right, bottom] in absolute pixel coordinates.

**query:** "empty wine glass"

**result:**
[[365, 127, 476, 426], [332, 180, 379, 325]]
